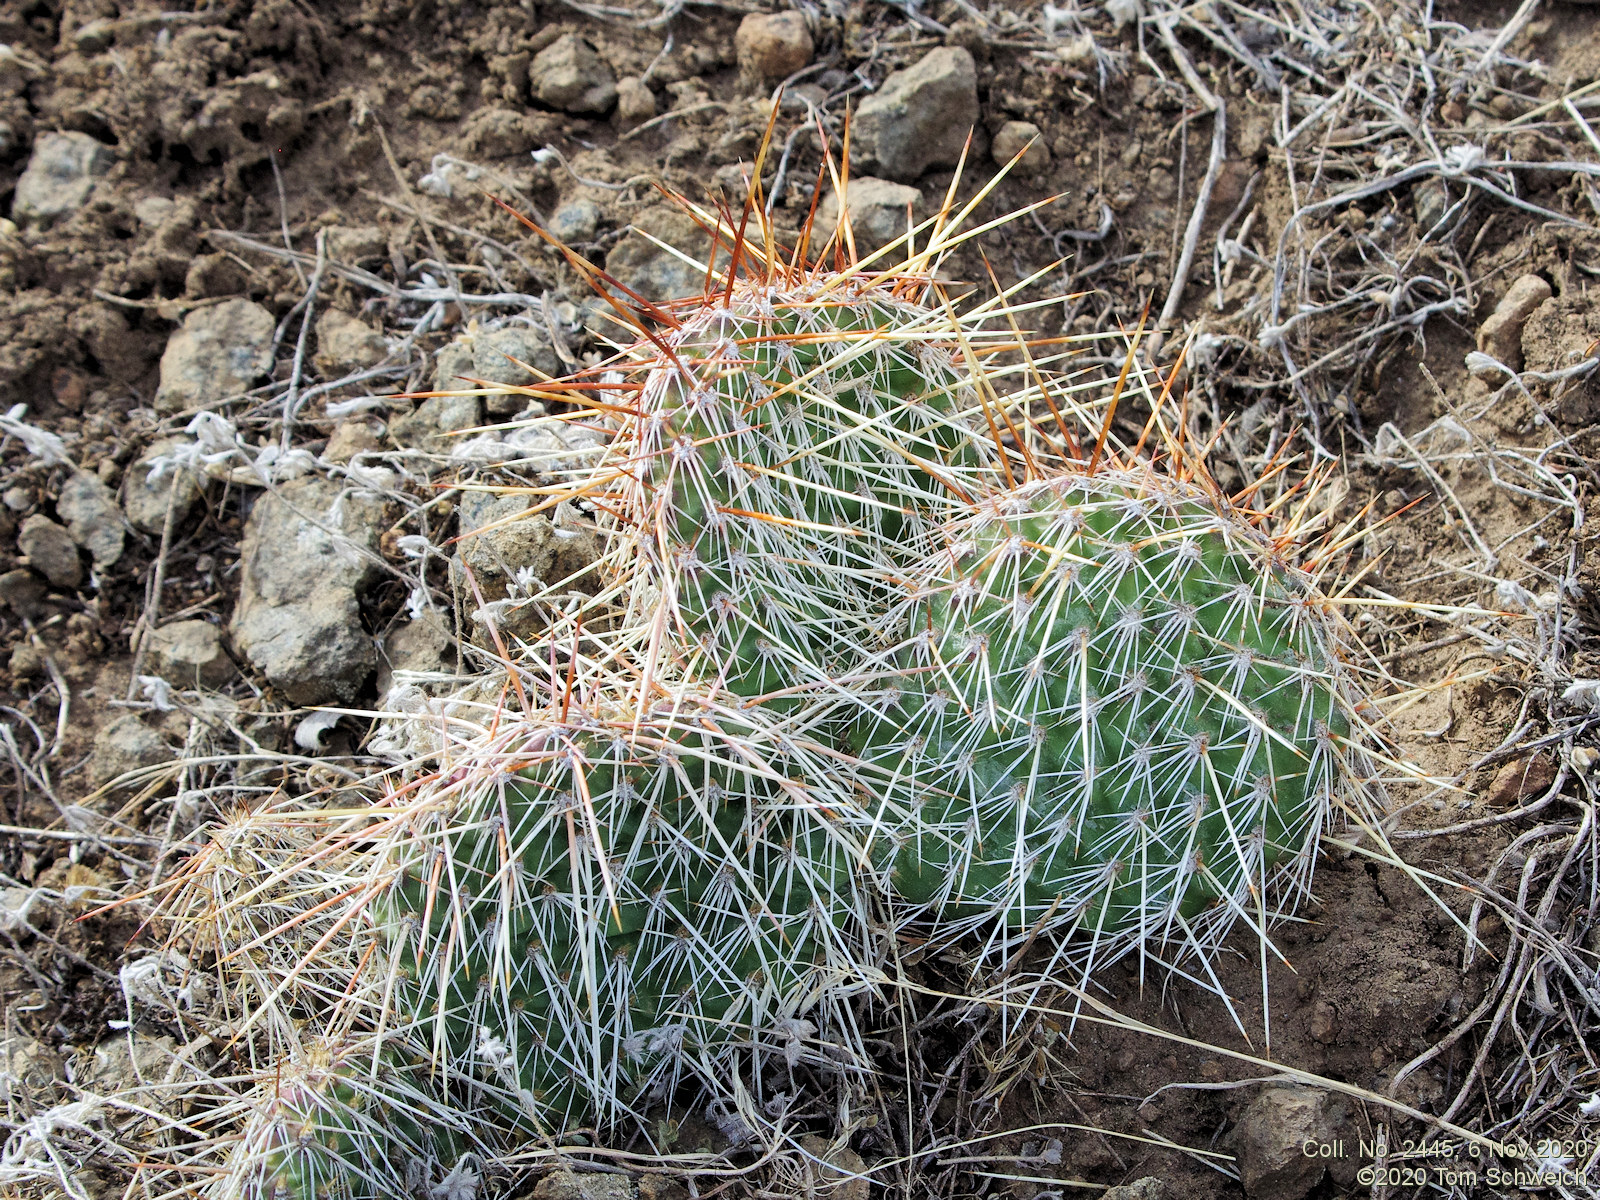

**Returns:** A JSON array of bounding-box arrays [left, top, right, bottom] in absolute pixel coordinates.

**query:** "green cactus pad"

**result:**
[[854, 471, 1365, 963], [612, 288, 1003, 702], [378, 703, 874, 1134]]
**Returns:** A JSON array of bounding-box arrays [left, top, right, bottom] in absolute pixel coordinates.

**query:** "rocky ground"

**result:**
[[2, 1, 1600, 1198]]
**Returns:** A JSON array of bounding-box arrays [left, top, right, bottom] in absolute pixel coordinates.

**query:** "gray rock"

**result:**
[[83, 1034, 178, 1093], [531, 34, 617, 115], [992, 120, 1050, 172], [496, 417, 608, 476], [89, 714, 170, 788], [0, 570, 48, 619], [314, 309, 388, 377], [549, 199, 602, 244], [854, 47, 979, 181], [428, 326, 563, 418], [231, 478, 386, 705], [736, 12, 814, 81], [57, 471, 125, 567], [1235, 1086, 1352, 1199], [1411, 177, 1449, 232], [605, 206, 727, 303], [455, 492, 601, 643], [123, 439, 205, 534], [817, 178, 923, 253], [154, 298, 276, 414], [12, 132, 114, 225], [144, 620, 234, 688], [474, 325, 564, 414], [378, 610, 456, 696], [324, 417, 387, 463], [18, 514, 82, 589], [391, 393, 483, 452], [1475, 273, 1552, 373], [430, 338, 477, 394]]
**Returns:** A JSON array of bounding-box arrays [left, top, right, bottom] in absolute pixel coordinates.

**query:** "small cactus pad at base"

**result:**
[[233, 1039, 472, 1200]]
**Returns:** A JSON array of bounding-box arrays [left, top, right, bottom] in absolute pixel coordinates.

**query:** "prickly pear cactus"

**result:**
[[377, 702, 874, 1135], [855, 471, 1365, 964], [195, 181, 1392, 1200], [609, 289, 1003, 701]]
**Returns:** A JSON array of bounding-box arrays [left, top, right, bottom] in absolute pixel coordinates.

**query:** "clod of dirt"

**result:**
[[1103, 1181, 1167, 1200], [548, 199, 602, 244], [142, 620, 234, 689], [57, 471, 125, 569], [17, 514, 83, 590], [154, 299, 276, 415], [323, 226, 387, 265], [122, 439, 204, 535], [797, 1135, 870, 1200], [636, 1176, 686, 1200], [89, 713, 171, 790], [9, 642, 45, 680], [1475, 274, 1552, 372], [615, 77, 657, 127], [0, 569, 49, 619], [461, 107, 561, 158], [230, 477, 387, 705], [853, 47, 980, 181], [531, 1169, 634, 1200], [1522, 288, 1600, 375], [1233, 1085, 1355, 1199], [992, 120, 1050, 172], [735, 12, 815, 82], [313, 310, 388, 377], [530, 34, 617, 115], [818, 178, 924, 252], [12, 132, 113, 227]]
